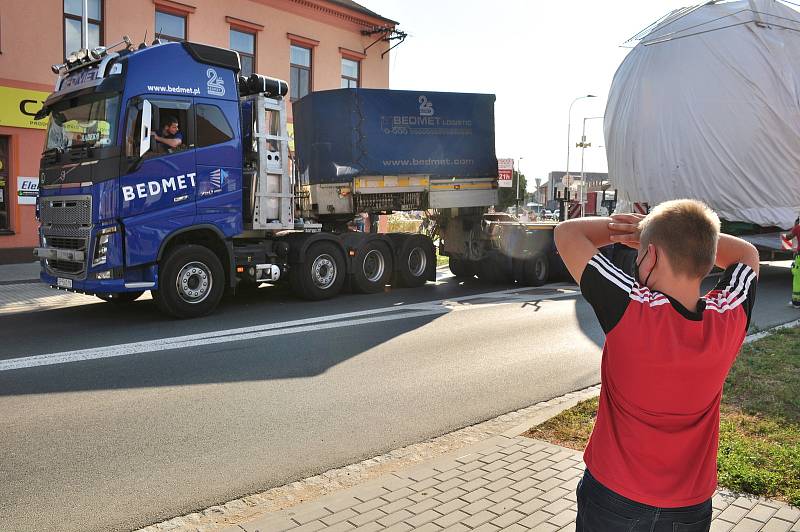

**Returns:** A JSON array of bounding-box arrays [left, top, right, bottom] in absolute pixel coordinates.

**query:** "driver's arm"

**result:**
[[152, 134, 182, 148]]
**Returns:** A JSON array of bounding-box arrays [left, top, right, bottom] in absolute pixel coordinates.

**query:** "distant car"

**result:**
[[543, 209, 553, 219]]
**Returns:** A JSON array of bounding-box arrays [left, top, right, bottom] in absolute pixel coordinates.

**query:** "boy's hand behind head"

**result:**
[[609, 213, 646, 249]]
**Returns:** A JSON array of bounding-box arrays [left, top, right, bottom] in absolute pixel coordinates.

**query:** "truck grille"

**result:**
[[47, 236, 86, 250], [40, 197, 92, 226], [39, 194, 92, 279]]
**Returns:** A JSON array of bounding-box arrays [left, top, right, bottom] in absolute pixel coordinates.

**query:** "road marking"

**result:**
[[0, 287, 579, 372]]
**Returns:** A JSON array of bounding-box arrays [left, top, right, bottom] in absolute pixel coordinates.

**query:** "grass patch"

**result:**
[[523, 327, 800, 505], [723, 328, 800, 423], [524, 397, 599, 451]]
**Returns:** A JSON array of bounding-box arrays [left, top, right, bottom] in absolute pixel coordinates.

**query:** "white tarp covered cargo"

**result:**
[[605, 0, 800, 229]]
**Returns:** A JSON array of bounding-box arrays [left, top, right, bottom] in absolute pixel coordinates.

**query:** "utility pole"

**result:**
[[576, 116, 604, 217], [563, 95, 595, 221]]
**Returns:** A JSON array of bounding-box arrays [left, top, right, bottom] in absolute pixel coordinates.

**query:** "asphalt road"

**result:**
[[0, 263, 795, 532]]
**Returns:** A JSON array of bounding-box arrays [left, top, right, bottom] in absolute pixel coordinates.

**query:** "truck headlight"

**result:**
[[93, 225, 118, 267]]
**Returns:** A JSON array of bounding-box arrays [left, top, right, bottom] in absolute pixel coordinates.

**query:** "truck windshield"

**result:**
[[45, 93, 120, 152]]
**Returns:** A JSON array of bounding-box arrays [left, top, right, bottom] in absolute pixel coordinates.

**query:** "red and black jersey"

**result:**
[[580, 253, 757, 507]]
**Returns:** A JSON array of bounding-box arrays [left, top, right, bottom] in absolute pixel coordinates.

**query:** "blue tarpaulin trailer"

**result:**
[[293, 88, 498, 184]]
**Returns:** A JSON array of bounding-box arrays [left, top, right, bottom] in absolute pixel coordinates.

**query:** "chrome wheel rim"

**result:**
[[363, 249, 385, 283], [312, 254, 337, 289], [176, 261, 212, 304], [407, 247, 427, 277]]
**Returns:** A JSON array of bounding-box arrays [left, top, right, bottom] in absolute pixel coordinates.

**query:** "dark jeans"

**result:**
[[576, 469, 712, 532]]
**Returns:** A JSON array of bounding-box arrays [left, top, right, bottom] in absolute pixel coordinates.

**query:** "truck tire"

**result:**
[[155, 244, 225, 319], [395, 235, 435, 288], [96, 291, 144, 304], [448, 256, 475, 279], [352, 240, 393, 294], [290, 241, 346, 300], [523, 253, 549, 286]]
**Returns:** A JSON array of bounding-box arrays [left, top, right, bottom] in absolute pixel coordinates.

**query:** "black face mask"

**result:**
[[634, 248, 656, 286]]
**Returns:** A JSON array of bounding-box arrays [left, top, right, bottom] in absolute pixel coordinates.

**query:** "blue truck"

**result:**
[[34, 37, 524, 318]]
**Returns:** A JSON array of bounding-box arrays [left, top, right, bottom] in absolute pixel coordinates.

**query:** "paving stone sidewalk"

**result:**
[[227, 436, 800, 532]]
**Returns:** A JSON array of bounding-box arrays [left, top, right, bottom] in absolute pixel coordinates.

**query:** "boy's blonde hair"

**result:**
[[639, 199, 721, 279]]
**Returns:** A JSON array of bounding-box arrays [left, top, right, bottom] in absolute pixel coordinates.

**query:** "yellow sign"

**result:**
[[287, 122, 295, 152], [0, 86, 51, 130]]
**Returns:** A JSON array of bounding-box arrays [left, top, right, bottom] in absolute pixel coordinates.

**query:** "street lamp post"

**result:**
[[564, 94, 596, 220], [578, 116, 604, 217], [516, 157, 524, 217]]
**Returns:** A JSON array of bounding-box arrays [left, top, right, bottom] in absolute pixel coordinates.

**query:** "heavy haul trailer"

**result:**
[[33, 39, 504, 318], [437, 213, 565, 286]]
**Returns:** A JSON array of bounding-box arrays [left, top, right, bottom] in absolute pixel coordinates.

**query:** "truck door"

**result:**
[[193, 97, 242, 233], [120, 96, 197, 266]]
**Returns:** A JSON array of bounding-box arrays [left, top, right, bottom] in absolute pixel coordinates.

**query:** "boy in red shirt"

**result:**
[[554, 199, 759, 532]]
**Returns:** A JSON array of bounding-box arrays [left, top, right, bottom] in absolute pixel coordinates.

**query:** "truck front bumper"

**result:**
[[39, 268, 158, 295]]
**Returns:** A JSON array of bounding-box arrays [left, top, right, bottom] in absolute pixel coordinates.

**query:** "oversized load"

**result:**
[[293, 88, 497, 184], [605, 0, 800, 229]]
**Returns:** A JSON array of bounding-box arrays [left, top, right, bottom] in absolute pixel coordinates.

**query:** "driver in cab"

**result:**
[[151, 116, 183, 153]]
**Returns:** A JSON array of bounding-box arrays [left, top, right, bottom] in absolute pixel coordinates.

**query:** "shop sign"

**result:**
[[498, 158, 514, 188], [17, 176, 39, 205], [0, 86, 51, 130]]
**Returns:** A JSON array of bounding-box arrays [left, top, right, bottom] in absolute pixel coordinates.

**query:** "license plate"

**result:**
[[57, 277, 73, 289]]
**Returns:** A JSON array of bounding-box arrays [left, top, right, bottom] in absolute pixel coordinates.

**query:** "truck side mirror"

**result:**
[[139, 100, 152, 158]]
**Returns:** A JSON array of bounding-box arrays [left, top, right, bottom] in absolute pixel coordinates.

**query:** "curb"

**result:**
[[0, 279, 39, 286], [140, 319, 798, 531], [745, 318, 800, 343], [137, 384, 601, 532]]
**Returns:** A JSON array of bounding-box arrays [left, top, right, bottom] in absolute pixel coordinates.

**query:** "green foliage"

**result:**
[[523, 397, 598, 451], [496, 171, 527, 211], [717, 409, 800, 506], [723, 328, 800, 423]]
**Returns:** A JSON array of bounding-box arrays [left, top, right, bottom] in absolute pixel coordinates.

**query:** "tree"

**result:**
[[496, 170, 527, 211]]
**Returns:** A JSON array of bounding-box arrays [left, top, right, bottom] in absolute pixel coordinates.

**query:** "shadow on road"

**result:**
[[0, 274, 595, 397]]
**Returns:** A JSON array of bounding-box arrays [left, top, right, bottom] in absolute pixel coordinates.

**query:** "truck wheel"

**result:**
[[448, 256, 475, 279], [96, 291, 144, 304], [396, 236, 435, 288], [523, 253, 550, 286], [155, 244, 225, 319], [291, 241, 346, 300], [352, 241, 393, 294]]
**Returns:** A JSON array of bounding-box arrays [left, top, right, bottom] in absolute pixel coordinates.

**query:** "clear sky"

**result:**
[[359, 0, 698, 190]]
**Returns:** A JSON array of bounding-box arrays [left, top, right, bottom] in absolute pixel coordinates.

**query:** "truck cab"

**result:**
[[36, 41, 248, 315]]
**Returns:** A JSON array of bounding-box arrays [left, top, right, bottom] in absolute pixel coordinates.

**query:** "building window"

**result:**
[[341, 58, 360, 88], [230, 29, 256, 78], [155, 10, 186, 42], [63, 0, 103, 58], [290, 45, 312, 101]]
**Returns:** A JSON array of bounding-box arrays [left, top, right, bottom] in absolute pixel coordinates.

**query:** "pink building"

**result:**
[[0, 0, 397, 257]]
